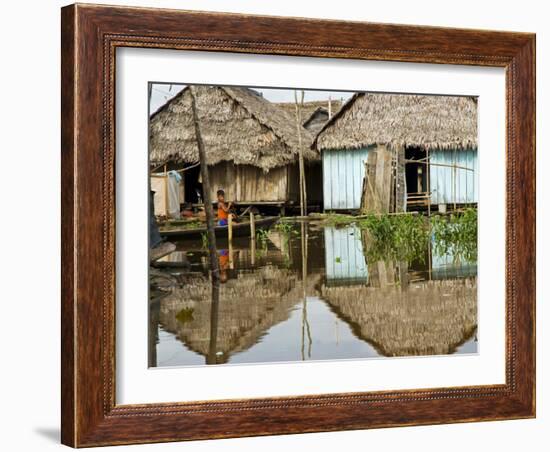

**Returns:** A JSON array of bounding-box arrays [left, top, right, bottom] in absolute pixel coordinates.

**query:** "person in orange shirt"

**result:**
[[218, 249, 229, 284], [216, 189, 233, 226]]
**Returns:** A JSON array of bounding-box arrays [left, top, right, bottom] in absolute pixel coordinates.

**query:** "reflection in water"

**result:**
[[149, 221, 477, 367], [321, 278, 477, 356]]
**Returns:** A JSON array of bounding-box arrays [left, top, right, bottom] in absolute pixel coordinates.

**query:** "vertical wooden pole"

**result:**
[[181, 171, 185, 204], [453, 148, 457, 211], [228, 214, 234, 269], [294, 90, 307, 217], [250, 238, 256, 266], [428, 235, 433, 281], [427, 148, 431, 217], [163, 164, 169, 217], [249, 211, 256, 266], [206, 283, 220, 364], [300, 221, 312, 359], [249, 211, 256, 239], [393, 147, 397, 213], [189, 86, 220, 284]]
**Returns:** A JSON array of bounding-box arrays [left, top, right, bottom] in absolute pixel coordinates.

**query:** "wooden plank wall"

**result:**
[[361, 145, 393, 214], [208, 162, 290, 203]]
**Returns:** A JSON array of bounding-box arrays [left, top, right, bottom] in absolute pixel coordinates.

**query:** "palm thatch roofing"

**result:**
[[149, 86, 316, 171], [276, 99, 343, 120], [313, 92, 478, 152], [321, 277, 477, 357]]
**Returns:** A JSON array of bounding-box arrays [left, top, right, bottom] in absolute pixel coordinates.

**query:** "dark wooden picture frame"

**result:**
[[61, 3, 535, 447]]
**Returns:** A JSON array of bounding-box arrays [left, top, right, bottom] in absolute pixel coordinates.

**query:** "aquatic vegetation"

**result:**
[[354, 209, 478, 264], [175, 307, 194, 324], [431, 208, 478, 263], [200, 232, 208, 250], [256, 228, 270, 244], [357, 213, 431, 263], [255, 229, 270, 256], [274, 221, 295, 234]]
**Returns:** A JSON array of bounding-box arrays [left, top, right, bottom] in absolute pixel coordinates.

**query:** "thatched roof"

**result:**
[[314, 93, 478, 152], [276, 99, 343, 121], [149, 86, 316, 171], [322, 277, 477, 357]]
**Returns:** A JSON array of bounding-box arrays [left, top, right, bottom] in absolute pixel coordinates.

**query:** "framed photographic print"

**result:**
[[61, 3, 536, 447]]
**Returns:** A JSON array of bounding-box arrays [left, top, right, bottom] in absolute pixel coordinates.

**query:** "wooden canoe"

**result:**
[[159, 216, 279, 238]]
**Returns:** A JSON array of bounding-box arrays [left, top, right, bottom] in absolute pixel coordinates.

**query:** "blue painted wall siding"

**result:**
[[322, 147, 371, 210], [324, 225, 368, 284], [323, 147, 478, 210], [430, 148, 478, 205]]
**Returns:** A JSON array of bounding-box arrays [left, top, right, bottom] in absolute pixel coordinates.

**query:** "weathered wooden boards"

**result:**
[[361, 145, 393, 214]]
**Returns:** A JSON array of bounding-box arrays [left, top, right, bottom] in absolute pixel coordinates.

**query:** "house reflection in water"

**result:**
[[324, 226, 368, 286], [150, 223, 478, 367]]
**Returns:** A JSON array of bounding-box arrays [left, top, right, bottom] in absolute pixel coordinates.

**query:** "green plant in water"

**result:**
[[254, 228, 270, 257], [200, 232, 208, 250], [357, 213, 431, 263], [175, 307, 194, 324], [274, 221, 294, 234], [431, 208, 478, 263], [256, 228, 270, 244], [282, 254, 292, 268], [353, 210, 478, 265]]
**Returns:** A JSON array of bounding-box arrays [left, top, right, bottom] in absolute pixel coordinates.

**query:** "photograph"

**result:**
[[50, 1, 537, 446], [147, 84, 479, 367]]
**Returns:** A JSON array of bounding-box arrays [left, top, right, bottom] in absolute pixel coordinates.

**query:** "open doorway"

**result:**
[[405, 147, 428, 196], [183, 165, 202, 204]]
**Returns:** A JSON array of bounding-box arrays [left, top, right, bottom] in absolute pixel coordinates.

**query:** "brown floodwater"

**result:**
[[149, 221, 477, 367]]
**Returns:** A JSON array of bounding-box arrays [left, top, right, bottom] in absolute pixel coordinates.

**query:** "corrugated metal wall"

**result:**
[[322, 147, 371, 210], [429, 148, 478, 205], [324, 225, 368, 284]]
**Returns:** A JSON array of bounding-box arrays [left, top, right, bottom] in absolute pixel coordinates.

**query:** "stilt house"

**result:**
[[313, 93, 478, 211], [149, 86, 320, 211]]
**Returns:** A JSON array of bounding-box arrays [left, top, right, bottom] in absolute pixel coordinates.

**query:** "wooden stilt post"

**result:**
[[250, 237, 256, 266], [249, 211, 256, 266], [181, 171, 185, 204], [249, 211, 255, 239], [428, 235, 433, 281], [163, 164, 169, 217], [453, 148, 457, 211], [294, 90, 307, 217], [427, 148, 431, 217], [189, 86, 220, 284], [206, 283, 220, 364], [228, 214, 234, 269], [300, 221, 312, 359]]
